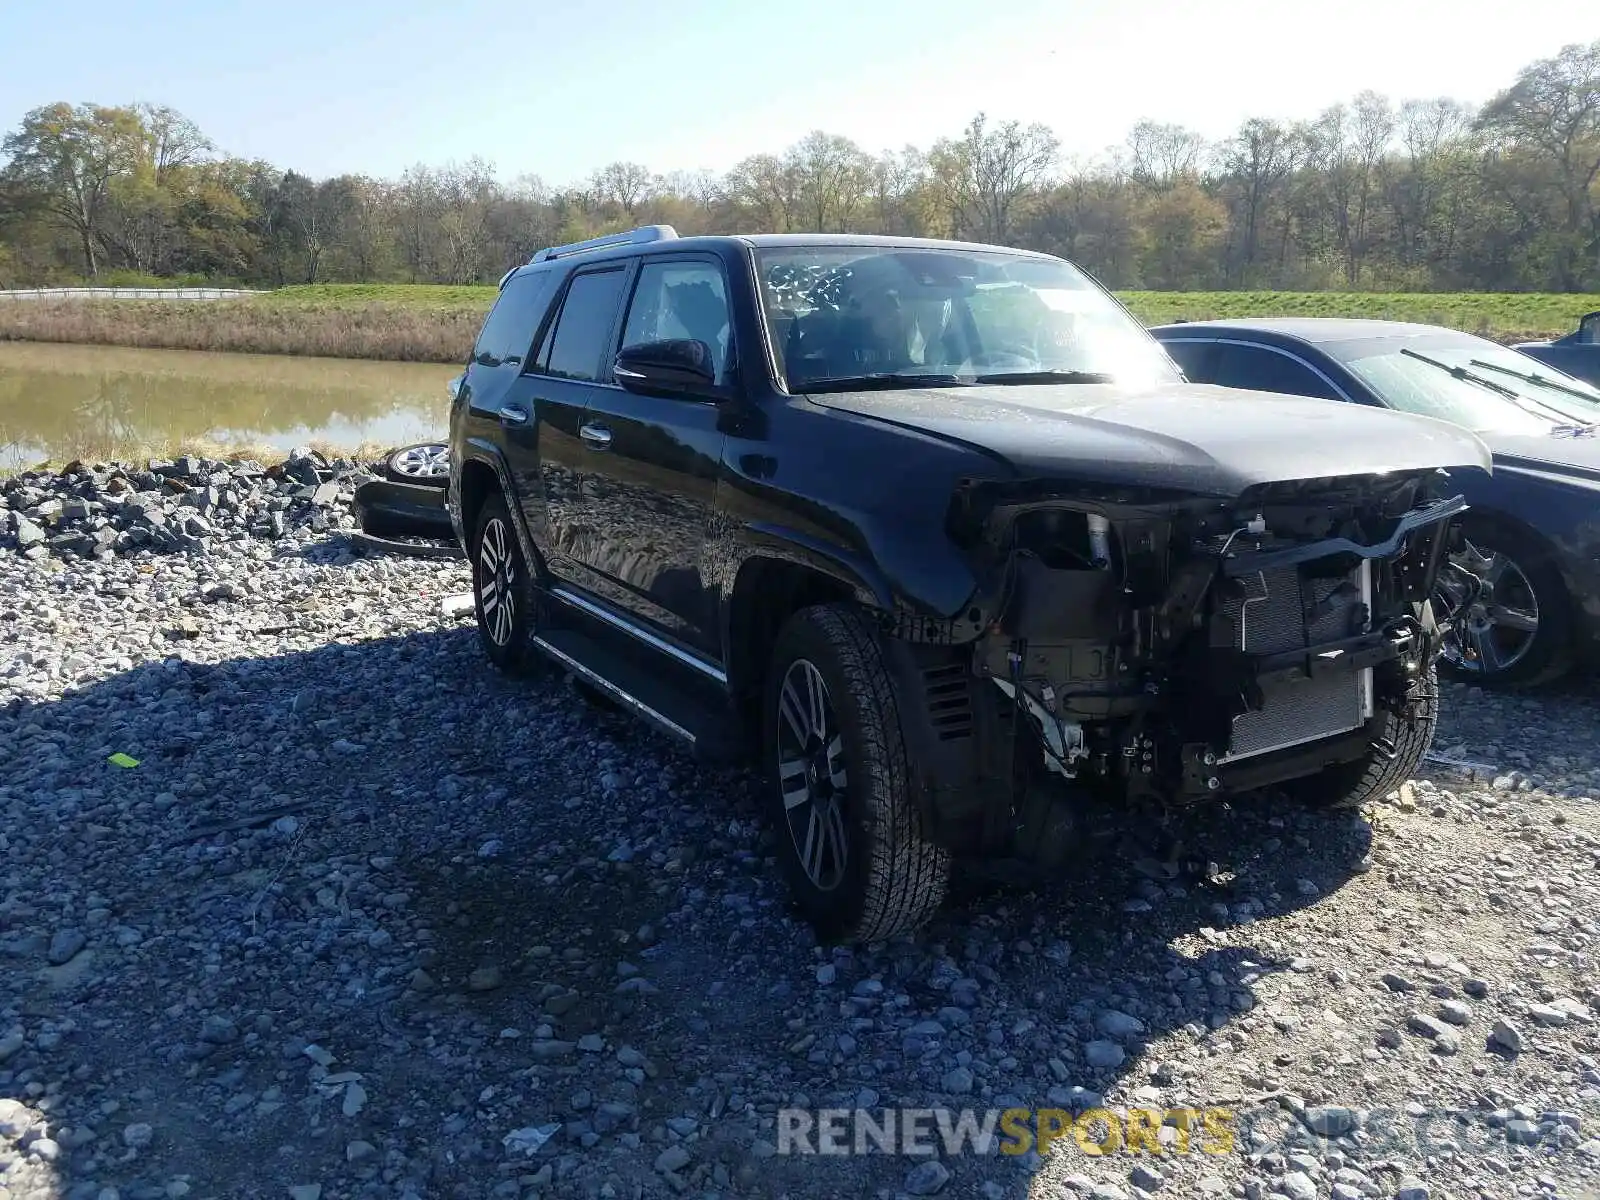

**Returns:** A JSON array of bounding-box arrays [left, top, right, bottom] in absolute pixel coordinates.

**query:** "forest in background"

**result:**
[[1, 39, 1596, 295]]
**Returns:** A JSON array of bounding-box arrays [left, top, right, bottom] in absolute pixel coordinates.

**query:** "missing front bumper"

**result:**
[[1218, 560, 1375, 764]]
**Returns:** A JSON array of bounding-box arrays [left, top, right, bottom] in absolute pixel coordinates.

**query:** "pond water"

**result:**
[[0, 341, 457, 471]]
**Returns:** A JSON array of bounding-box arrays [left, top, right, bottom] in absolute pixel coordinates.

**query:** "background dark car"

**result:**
[[1514, 311, 1600, 388], [1150, 317, 1600, 688]]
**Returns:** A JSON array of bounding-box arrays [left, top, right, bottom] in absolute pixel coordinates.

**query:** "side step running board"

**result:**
[[528, 625, 743, 763], [532, 634, 698, 747]]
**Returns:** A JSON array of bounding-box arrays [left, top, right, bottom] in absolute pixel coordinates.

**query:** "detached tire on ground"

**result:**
[[384, 442, 450, 487], [1291, 661, 1439, 810], [470, 494, 541, 675], [763, 604, 951, 942]]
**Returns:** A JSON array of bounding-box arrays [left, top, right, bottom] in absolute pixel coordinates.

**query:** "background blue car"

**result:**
[[1515, 311, 1600, 388], [1151, 317, 1600, 689]]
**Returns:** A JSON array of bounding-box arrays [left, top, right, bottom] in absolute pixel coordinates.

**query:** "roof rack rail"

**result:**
[[529, 225, 679, 264]]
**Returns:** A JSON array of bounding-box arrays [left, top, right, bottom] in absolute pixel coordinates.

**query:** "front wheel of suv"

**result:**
[[1291, 661, 1438, 810], [471, 493, 541, 675], [763, 604, 951, 942]]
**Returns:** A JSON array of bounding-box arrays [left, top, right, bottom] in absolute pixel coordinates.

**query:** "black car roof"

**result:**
[[508, 231, 1062, 283], [1148, 317, 1467, 346]]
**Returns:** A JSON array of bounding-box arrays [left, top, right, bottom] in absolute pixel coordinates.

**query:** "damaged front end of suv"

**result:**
[[886, 466, 1466, 868]]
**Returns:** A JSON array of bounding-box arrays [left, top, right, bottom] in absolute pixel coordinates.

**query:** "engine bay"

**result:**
[[897, 468, 1464, 860]]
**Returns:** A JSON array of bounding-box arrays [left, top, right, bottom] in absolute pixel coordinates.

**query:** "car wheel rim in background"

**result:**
[[1432, 540, 1540, 675], [393, 444, 450, 478]]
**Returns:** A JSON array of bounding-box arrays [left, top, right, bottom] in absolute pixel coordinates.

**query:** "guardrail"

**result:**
[[0, 287, 260, 302]]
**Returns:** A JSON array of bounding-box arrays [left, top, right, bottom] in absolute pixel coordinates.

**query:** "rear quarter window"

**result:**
[[472, 271, 557, 369]]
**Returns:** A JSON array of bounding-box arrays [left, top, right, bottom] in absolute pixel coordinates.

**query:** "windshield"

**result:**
[[1333, 333, 1600, 434], [755, 246, 1181, 393]]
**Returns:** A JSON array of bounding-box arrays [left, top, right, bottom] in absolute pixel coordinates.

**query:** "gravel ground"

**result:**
[[1, 459, 1597, 1200]]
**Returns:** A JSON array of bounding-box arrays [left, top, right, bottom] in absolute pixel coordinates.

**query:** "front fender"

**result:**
[[711, 405, 1004, 627], [735, 523, 894, 609]]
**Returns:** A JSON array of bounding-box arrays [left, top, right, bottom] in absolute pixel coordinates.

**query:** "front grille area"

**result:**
[[1218, 564, 1369, 762]]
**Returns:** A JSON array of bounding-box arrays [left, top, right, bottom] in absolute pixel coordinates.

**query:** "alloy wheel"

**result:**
[[775, 659, 850, 892], [477, 517, 517, 648], [1432, 539, 1541, 676], [391, 443, 450, 479]]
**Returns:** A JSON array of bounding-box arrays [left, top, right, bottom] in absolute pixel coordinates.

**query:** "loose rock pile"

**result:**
[[0, 458, 1596, 1200], [2, 450, 373, 560]]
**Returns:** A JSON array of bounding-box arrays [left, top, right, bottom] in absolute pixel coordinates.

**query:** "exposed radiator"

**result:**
[[1218, 562, 1372, 763]]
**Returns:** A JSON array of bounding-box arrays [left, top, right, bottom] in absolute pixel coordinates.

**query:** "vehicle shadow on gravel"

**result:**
[[0, 621, 1373, 1200]]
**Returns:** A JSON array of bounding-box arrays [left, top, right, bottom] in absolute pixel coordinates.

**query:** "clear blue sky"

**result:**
[[1, 0, 1589, 184]]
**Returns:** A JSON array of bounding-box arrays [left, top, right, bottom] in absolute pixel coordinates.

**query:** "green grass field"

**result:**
[[4, 284, 1594, 363], [250, 284, 1598, 342], [253, 283, 500, 310], [1117, 291, 1596, 341]]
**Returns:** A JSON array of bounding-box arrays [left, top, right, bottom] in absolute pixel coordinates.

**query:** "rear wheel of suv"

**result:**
[[1292, 661, 1438, 810], [763, 604, 950, 942], [471, 494, 540, 674]]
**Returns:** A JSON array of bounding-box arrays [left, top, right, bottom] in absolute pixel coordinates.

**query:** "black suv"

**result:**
[[448, 226, 1491, 943]]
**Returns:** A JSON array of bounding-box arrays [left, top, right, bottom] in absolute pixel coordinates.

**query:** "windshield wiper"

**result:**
[[1467, 358, 1600, 430], [971, 369, 1115, 385], [795, 372, 970, 393], [1398, 347, 1577, 425], [1400, 348, 1519, 398]]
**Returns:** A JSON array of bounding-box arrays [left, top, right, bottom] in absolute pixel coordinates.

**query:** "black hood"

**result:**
[[1481, 429, 1600, 486], [807, 381, 1493, 497]]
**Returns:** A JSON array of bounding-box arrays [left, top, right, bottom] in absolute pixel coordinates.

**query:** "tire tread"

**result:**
[[1298, 664, 1438, 810], [782, 604, 950, 941]]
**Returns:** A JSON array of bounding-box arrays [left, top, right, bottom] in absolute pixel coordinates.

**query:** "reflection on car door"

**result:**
[[496, 265, 632, 578], [561, 254, 734, 659]]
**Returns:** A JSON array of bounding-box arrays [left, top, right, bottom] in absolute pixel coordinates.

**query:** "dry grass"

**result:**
[[1, 437, 396, 478], [0, 299, 480, 363]]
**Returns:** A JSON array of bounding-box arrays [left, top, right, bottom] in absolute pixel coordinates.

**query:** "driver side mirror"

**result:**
[[1578, 311, 1600, 346], [614, 339, 717, 397]]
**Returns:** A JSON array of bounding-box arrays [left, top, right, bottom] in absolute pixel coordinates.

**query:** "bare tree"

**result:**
[[136, 103, 212, 180], [869, 146, 931, 235], [1126, 120, 1207, 189], [725, 153, 802, 232], [783, 131, 872, 232], [930, 113, 1059, 242], [1477, 39, 1600, 288], [1214, 117, 1303, 282], [592, 161, 655, 217]]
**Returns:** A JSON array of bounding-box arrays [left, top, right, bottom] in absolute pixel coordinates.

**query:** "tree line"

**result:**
[[1, 40, 1596, 294]]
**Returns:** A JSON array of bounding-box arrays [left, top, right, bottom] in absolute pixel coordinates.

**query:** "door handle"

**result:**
[[500, 404, 530, 426], [579, 422, 613, 448]]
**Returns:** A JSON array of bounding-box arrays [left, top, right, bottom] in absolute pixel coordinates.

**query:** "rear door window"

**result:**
[[536, 268, 631, 382], [1211, 344, 1342, 401], [472, 271, 555, 369]]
